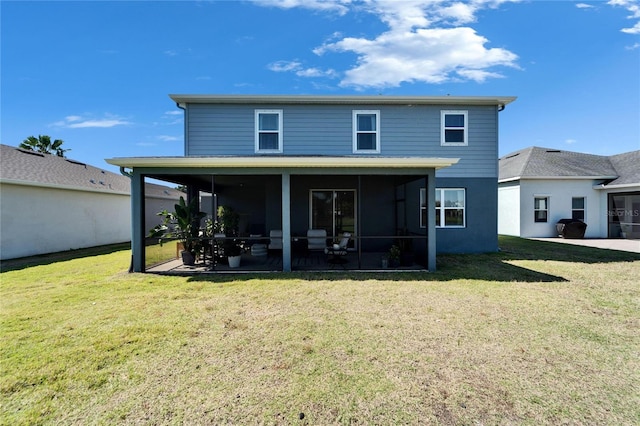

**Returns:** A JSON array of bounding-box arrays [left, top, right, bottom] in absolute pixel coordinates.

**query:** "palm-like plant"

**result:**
[[148, 196, 206, 259], [20, 135, 70, 157]]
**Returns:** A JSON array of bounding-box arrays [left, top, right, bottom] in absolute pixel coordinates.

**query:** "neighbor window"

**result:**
[[255, 110, 283, 153], [421, 188, 466, 228], [441, 110, 468, 146], [353, 110, 380, 153], [572, 197, 585, 221], [534, 197, 549, 222]]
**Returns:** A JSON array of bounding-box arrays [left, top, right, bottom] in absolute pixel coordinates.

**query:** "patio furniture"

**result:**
[[325, 232, 351, 266], [251, 243, 268, 256], [268, 230, 283, 250], [307, 229, 328, 252]]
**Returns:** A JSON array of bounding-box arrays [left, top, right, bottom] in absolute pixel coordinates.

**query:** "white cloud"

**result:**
[[625, 41, 640, 49], [608, 0, 640, 33], [268, 60, 337, 78], [52, 114, 131, 129], [262, 0, 520, 88], [253, 0, 350, 15], [565, 139, 577, 145], [157, 135, 180, 142], [576, 3, 595, 9], [319, 26, 518, 88], [268, 60, 303, 72]]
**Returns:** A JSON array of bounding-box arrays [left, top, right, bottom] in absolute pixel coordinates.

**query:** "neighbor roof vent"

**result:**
[[545, 150, 561, 153]]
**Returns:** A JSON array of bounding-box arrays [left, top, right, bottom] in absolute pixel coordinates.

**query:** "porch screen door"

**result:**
[[311, 190, 356, 247]]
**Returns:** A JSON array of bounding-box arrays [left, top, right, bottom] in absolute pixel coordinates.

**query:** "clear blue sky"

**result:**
[[2, 0, 639, 174]]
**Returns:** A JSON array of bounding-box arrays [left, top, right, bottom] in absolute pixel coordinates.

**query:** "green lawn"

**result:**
[[1, 237, 639, 425]]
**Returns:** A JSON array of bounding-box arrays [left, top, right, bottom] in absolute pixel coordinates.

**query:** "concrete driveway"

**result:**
[[531, 238, 640, 253]]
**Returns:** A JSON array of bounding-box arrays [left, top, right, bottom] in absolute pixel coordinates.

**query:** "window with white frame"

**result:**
[[255, 110, 283, 153], [353, 110, 380, 153], [441, 110, 468, 146], [421, 188, 466, 228], [572, 197, 585, 221], [534, 196, 549, 222]]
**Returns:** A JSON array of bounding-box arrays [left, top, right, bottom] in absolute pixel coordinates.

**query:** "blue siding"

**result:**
[[185, 103, 499, 178], [434, 177, 498, 253]]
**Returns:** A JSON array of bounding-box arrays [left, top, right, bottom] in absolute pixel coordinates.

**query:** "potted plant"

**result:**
[[149, 196, 206, 265], [217, 205, 242, 267], [388, 245, 401, 268]]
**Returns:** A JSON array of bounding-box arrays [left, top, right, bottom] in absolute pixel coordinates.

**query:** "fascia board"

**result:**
[[169, 94, 517, 107], [106, 156, 460, 170]]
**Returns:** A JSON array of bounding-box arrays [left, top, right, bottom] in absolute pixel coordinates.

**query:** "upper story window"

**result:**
[[255, 110, 283, 153], [353, 110, 380, 153], [441, 110, 468, 146]]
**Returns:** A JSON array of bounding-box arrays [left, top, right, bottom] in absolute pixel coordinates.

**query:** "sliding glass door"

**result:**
[[310, 190, 356, 247]]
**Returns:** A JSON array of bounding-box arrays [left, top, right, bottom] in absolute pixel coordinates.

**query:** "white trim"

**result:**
[[534, 195, 549, 223], [170, 94, 517, 107], [255, 109, 283, 153], [572, 196, 586, 222], [423, 187, 466, 228], [499, 176, 620, 183], [309, 189, 357, 247], [353, 110, 380, 154], [106, 156, 460, 169], [441, 110, 468, 146]]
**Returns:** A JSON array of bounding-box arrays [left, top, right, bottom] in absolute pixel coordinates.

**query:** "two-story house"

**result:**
[[107, 95, 516, 272]]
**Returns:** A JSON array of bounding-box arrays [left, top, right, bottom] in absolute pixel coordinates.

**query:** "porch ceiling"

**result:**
[[106, 156, 459, 170]]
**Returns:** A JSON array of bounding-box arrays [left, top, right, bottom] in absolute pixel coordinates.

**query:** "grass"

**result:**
[[1, 236, 639, 425]]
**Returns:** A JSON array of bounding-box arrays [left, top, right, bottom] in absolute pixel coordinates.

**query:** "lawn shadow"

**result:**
[[0, 243, 131, 273], [186, 236, 639, 284]]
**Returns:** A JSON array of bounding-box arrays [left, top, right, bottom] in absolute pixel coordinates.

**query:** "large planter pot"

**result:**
[[181, 250, 196, 266], [228, 255, 241, 268]]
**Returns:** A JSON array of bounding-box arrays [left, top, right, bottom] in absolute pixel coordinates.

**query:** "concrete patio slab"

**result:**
[[530, 238, 640, 253]]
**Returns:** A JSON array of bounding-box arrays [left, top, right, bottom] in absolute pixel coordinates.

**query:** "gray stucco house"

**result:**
[[498, 146, 640, 239], [107, 94, 516, 272]]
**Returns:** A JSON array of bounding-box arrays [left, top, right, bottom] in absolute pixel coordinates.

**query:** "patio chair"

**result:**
[[325, 232, 351, 266], [268, 230, 283, 251], [307, 229, 328, 252]]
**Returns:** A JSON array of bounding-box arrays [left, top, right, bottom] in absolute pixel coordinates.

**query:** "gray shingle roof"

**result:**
[[607, 150, 640, 187], [498, 146, 638, 187], [1, 144, 131, 193], [0, 144, 183, 199]]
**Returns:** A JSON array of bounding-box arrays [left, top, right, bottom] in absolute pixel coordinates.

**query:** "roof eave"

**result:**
[[169, 94, 517, 107], [106, 156, 459, 170]]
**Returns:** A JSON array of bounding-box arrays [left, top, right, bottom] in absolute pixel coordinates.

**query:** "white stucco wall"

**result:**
[[498, 182, 520, 235], [0, 183, 131, 260], [517, 179, 603, 238]]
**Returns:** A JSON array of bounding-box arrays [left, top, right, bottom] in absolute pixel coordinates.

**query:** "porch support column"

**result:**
[[426, 169, 437, 271], [281, 171, 292, 272], [131, 170, 145, 272]]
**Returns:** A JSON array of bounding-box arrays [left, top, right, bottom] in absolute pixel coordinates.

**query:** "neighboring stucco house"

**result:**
[[498, 146, 640, 239], [107, 94, 516, 272], [0, 144, 183, 260]]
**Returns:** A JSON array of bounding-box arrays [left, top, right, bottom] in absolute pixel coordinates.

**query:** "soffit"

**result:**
[[106, 156, 459, 170]]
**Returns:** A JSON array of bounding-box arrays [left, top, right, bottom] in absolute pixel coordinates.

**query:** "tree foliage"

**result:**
[[19, 135, 70, 157]]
